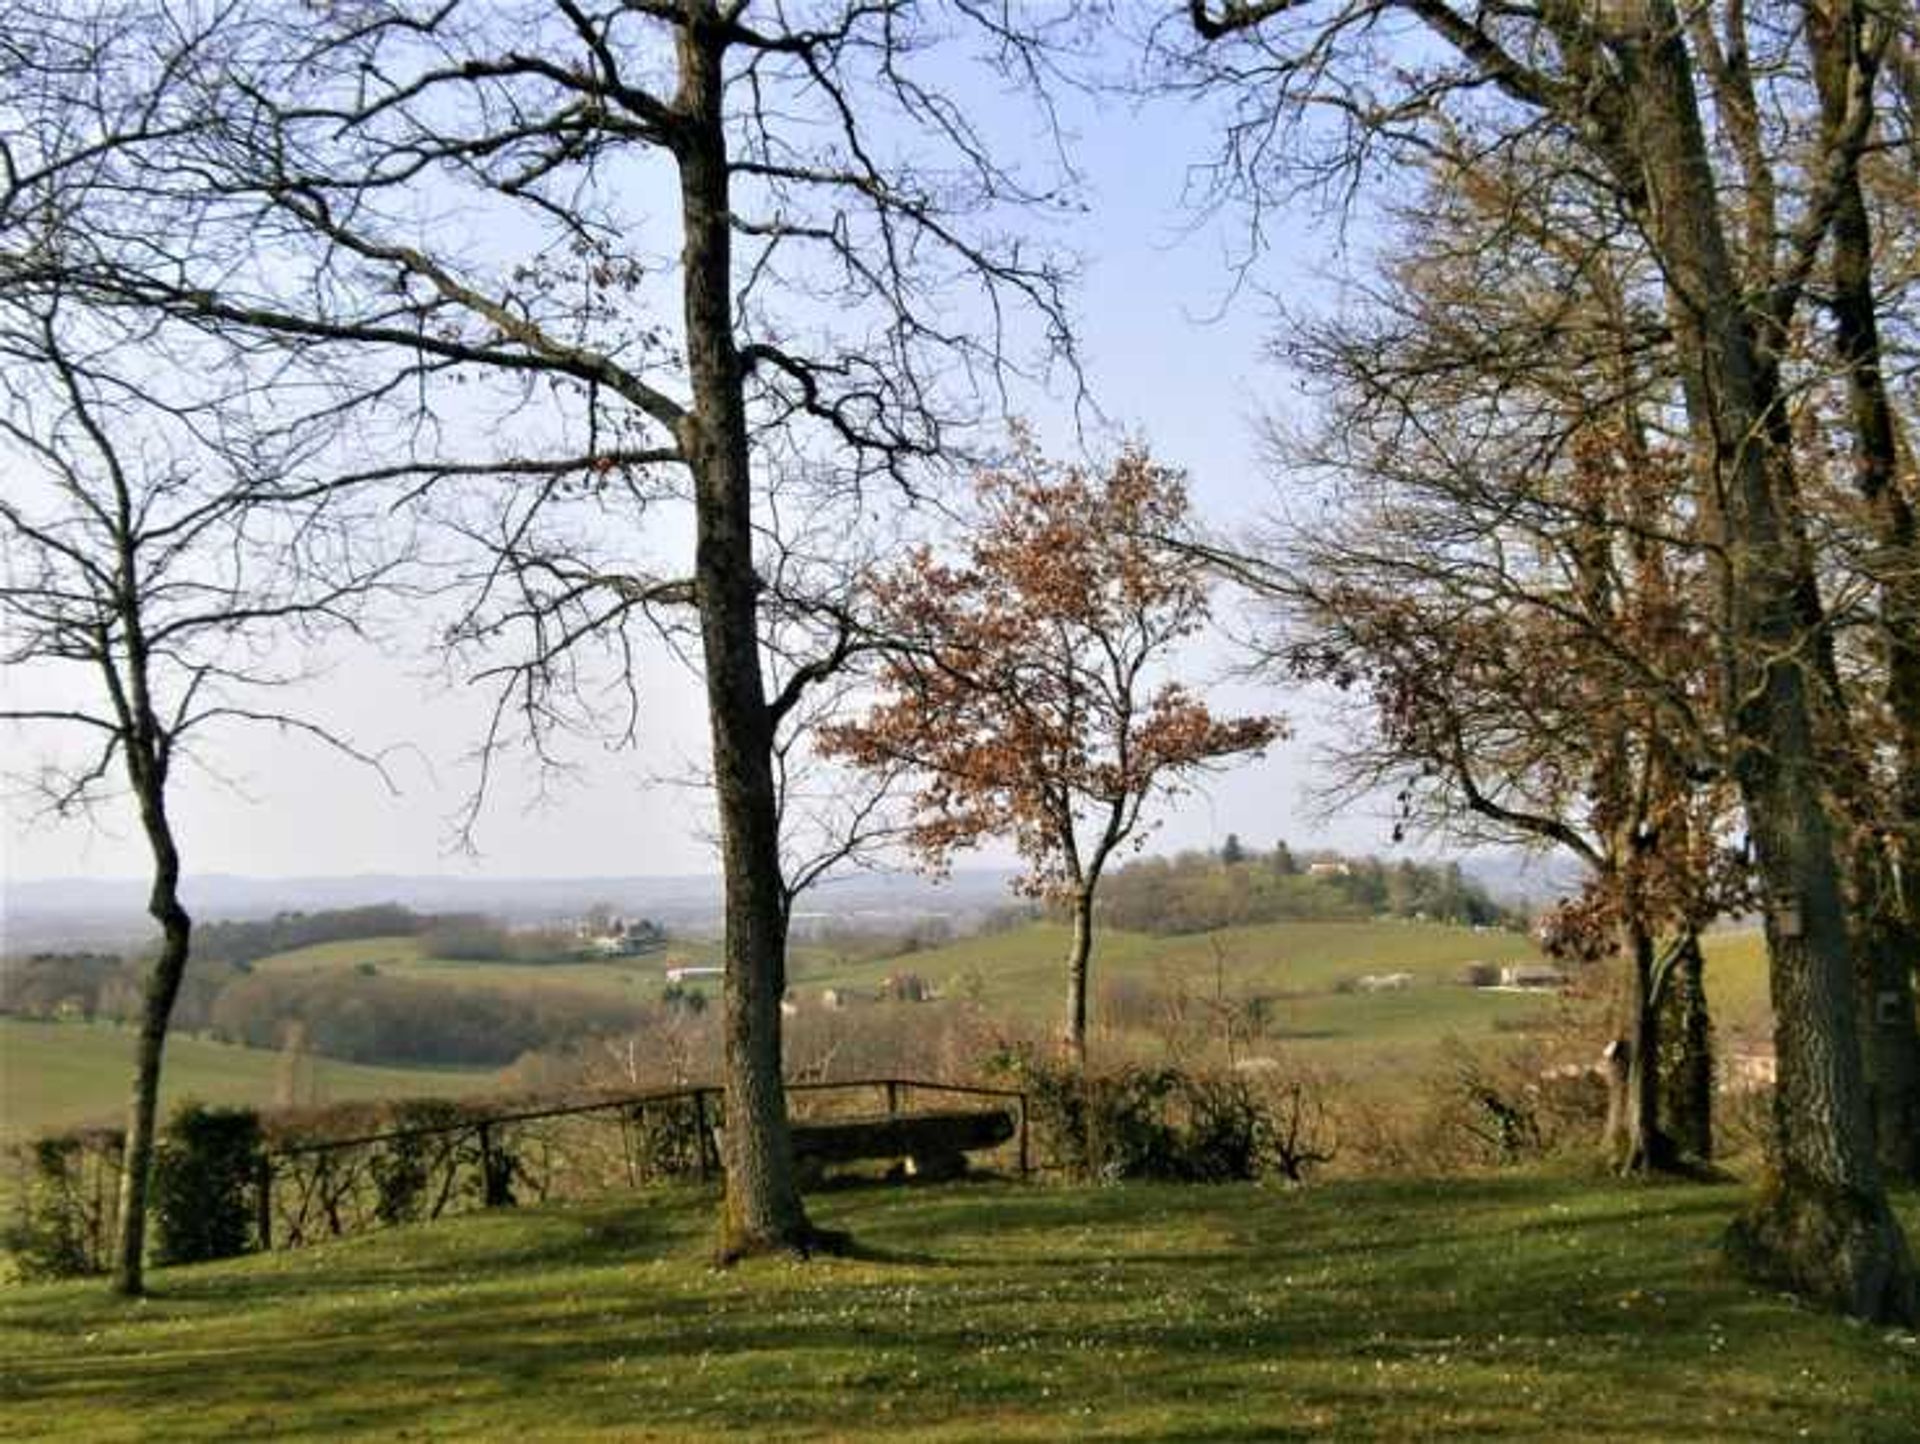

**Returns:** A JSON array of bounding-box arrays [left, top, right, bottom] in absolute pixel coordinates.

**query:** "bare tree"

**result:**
[[1182, 0, 1915, 1323], [1, 1, 1081, 1257], [0, 294, 392, 1295], [1205, 149, 1735, 1173]]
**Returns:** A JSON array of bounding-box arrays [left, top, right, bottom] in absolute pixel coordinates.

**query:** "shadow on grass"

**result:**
[[4, 1174, 1914, 1441]]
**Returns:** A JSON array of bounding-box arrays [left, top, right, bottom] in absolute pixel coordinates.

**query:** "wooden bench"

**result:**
[[788, 1106, 1015, 1184]]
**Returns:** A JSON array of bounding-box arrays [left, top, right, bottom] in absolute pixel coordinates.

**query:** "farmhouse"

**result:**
[[1499, 963, 1570, 991], [575, 915, 666, 957], [665, 964, 724, 984]]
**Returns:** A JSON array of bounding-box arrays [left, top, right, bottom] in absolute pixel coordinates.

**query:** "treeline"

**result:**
[[207, 972, 648, 1068], [193, 904, 430, 966], [5, 904, 674, 1069], [1098, 840, 1511, 935], [3, 952, 230, 1034]]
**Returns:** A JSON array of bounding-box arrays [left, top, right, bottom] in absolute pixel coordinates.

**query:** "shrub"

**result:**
[[1, 1128, 123, 1279], [151, 1103, 264, 1266], [367, 1100, 488, 1224], [1012, 1058, 1295, 1184]]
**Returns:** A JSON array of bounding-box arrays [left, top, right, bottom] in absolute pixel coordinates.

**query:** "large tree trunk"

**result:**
[[1617, 0, 1912, 1321], [1617, 920, 1673, 1174], [1810, 6, 1920, 1185], [674, 8, 812, 1259], [112, 771, 191, 1296]]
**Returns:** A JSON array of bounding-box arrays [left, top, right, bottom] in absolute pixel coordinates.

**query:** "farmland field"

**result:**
[[0, 1018, 492, 1138]]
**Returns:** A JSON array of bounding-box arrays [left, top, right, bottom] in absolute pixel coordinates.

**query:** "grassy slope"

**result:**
[[2, 1176, 1915, 1440], [241, 919, 1779, 1073], [1700, 928, 1771, 1037], [0, 1019, 491, 1138], [251, 933, 727, 999]]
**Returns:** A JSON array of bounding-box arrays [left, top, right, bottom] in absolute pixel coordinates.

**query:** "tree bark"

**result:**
[[112, 778, 191, 1297], [673, 7, 812, 1259], [1657, 932, 1714, 1162], [1809, 4, 1920, 1184], [1617, 920, 1673, 1174], [1614, 0, 1912, 1320], [1062, 886, 1095, 1067]]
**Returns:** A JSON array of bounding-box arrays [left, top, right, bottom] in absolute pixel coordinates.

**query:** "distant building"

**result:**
[[1307, 861, 1351, 878], [1499, 963, 1569, 991], [1724, 1046, 1777, 1092], [575, 915, 666, 957], [665, 964, 723, 984]]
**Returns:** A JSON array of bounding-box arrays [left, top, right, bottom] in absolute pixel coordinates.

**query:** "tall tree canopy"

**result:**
[[1, 0, 1082, 1257]]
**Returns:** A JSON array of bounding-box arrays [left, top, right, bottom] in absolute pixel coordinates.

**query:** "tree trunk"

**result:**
[[1616, 0, 1912, 1320], [674, 9, 812, 1259], [1857, 859, 1920, 1181], [112, 777, 191, 1297], [1657, 932, 1714, 1162], [1618, 921, 1672, 1174], [1061, 887, 1094, 1068], [1810, 6, 1920, 1185]]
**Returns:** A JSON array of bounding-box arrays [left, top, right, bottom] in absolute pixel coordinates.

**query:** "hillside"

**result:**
[[3, 1176, 1915, 1439], [231, 919, 1778, 1078], [0, 1019, 492, 1138]]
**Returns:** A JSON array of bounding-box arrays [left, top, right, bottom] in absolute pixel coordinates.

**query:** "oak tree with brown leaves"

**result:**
[[822, 445, 1281, 1065]]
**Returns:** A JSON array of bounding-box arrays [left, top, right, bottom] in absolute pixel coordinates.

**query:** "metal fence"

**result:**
[[260, 1077, 1029, 1251]]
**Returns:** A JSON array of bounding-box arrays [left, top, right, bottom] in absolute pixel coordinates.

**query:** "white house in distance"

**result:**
[[1498, 963, 1570, 991], [665, 964, 723, 985], [574, 915, 666, 958]]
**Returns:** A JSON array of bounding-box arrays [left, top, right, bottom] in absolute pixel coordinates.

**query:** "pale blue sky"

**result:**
[[1, 20, 1395, 886]]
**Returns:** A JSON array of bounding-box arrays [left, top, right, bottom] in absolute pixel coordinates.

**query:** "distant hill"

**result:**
[[2, 867, 1024, 953]]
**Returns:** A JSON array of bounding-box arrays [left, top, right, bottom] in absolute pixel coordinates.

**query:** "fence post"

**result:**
[[255, 1154, 273, 1251]]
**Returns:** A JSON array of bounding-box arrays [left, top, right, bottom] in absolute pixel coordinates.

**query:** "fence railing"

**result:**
[[259, 1076, 1028, 1252]]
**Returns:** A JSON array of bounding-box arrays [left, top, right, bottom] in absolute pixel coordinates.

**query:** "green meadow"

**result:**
[[0, 1018, 491, 1138], [2, 1174, 1914, 1440]]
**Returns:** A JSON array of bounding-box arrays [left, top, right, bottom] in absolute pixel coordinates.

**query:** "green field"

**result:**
[[4, 917, 1771, 1142], [236, 917, 1778, 1078], [248, 932, 726, 999], [2, 1174, 1915, 1439], [802, 917, 1543, 997], [0, 1018, 493, 1138]]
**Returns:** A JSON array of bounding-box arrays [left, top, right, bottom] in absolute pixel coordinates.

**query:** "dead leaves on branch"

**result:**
[[821, 443, 1282, 899]]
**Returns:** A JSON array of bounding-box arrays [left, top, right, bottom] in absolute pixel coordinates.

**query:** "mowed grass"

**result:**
[[2, 1175, 1916, 1440], [0, 1018, 493, 1138]]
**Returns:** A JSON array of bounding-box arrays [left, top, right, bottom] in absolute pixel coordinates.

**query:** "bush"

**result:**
[[151, 1104, 264, 1266], [1013, 1059, 1295, 1184], [366, 1100, 491, 1224], [1, 1128, 123, 1279]]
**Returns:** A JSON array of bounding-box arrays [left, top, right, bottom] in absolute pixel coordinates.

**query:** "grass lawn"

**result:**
[[2, 1174, 1915, 1440], [0, 1018, 493, 1138]]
